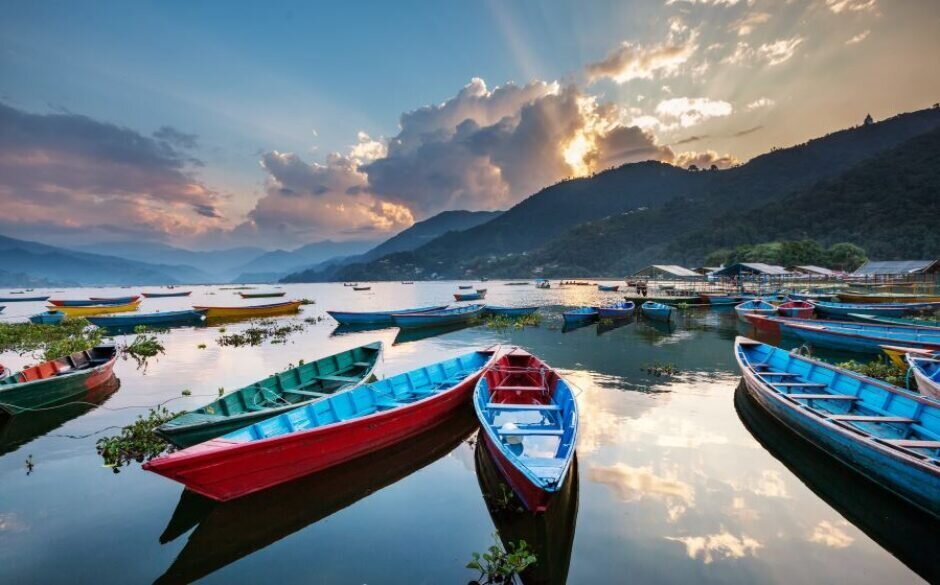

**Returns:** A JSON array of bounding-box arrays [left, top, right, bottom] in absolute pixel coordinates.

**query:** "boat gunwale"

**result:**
[[0, 345, 118, 391]]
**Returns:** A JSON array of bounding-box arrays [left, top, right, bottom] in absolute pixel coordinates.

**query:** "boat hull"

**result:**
[[908, 357, 940, 399], [0, 347, 118, 415], [0, 296, 50, 302], [838, 291, 940, 304], [640, 302, 674, 322], [29, 311, 65, 325], [50, 296, 138, 307], [327, 305, 447, 325], [239, 292, 286, 299], [49, 300, 141, 317], [813, 300, 940, 318], [780, 321, 940, 354], [142, 291, 192, 298], [391, 305, 484, 328], [87, 309, 207, 329], [481, 431, 556, 512], [193, 301, 303, 320], [597, 307, 634, 320], [562, 310, 597, 324]]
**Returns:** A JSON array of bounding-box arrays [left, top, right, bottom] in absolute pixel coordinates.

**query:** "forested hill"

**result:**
[[330, 105, 940, 280]]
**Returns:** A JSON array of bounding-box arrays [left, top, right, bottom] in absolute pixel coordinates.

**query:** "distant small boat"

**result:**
[[143, 348, 499, 501], [50, 295, 139, 307], [391, 304, 485, 328], [0, 305, 4, 314], [484, 305, 541, 318], [473, 348, 578, 512], [735, 337, 939, 519], [0, 345, 118, 415], [193, 301, 303, 320], [458, 285, 473, 290], [0, 295, 50, 302], [907, 355, 940, 399], [597, 284, 620, 292], [851, 314, 940, 329], [29, 310, 65, 325], [87, 309, 208, 330], [640, 301, 674, 322], [401, 281, 414, 285], [48, 300, 142, 317], [504, 282, 530, 286], [777, 300, 814, 318], [812, 300, 940, 318], [562, 307, 597, 324], [142, 291, 193, 298], [352, 286, 371, 291], [476, 288, 488, 294], [454, 291, 484, 301], [597, 301, 635, 320], [239, 291, 286, 299], [155, 342, 383, 448], [788, 291, 838, 302], [327, 305, 447, 326], [535, 280, 550, 289], [699, 293, 743, 304], [837, 291, 940, 304], [735, 300, 777, 323]]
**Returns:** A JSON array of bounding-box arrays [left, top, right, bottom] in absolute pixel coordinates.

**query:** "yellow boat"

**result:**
[[880, 344, 938, 368], [837, 291, 940, 304], [193, 300, 303, 320], [47, 300, 142, 317]]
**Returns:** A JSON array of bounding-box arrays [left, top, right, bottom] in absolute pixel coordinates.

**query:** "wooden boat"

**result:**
[[788, 291, 838, 302], [597, 300, 635, 320], [640, 301, 675, 322], [505, 282, 530, 286], [881, 345, 939, 368], [750, 316, 940, 354], [476, 288, 488, 294], [0, 346, 118, 415], [849, 314, 940, 329], [483, 305, 541, 318], [391, 304, 485, 328], [155, 342, 382, 448], [535, 280, 550, 289], [458, 285, 473, 290], [454, 291, 484, 301], [343, 283, 357, 287], [352, 286, 371, 291], [143, 348, 499, 501], [699, 293, 743, 304], [777, 300, 814, 318], [597, 284, 620, 292], [907, 355, 940, 399], [0, 295, 49, 302], [49, 295, 139, 307], [87, 309, 208, 330], [142, 291, 193, 298], [327, 305, 447, 326], [838, 291, 940, 304], [401, 281, 414, 284], [193, 301, 303, 320], [473, 348, 578, 512], [812, 300, 940, 318], [48, 299, 142, 317], [734, 337, 940, 519], [29, 310, 65, 325], [735, 300, 777, 323], [238, 291, 286, 299], [562, 307, 597, 324]]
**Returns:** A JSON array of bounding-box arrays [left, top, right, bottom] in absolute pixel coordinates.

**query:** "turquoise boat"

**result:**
[[735, 300, 776, 323], [327, 305, 447, 326], [848, 314, 940, 329], [0, 295, 50, 302], [484, 305, 541, 318], [812, 300, 940, 318], [29, 310, 65, 325], [597, 284, 620, 292], [155, 342, 382, 448], [87, 309, 208, 330], [640, 301, 674, 322], [735, 337, 940, 519], [391, 304, 485, 329], [562, 307, 597, 324], [454, 291, 485, 301]]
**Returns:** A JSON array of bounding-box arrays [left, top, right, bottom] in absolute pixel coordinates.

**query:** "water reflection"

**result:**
[[734, 382, 940, 583], [474, 440, 579, 585], [595, 318, 634, 336], [393, 321, 479, 345], [154, 410, 478, 585]]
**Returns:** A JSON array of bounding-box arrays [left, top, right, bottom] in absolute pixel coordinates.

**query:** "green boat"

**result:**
[[155, 342, 382, 448], [0, 346, 119, 415]]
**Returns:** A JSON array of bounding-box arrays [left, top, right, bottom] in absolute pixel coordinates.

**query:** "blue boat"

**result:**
[[327, 305, 447, 326], [640, 301, 674, 322], [454, 291, 484, 301], [812, 300, 940, 318], [562, 307, 597, 324], [484, 305, 541, 318], [735, 299, 777, 323], [771, 316, 940, 354], [597, 284, 620, 292], [29, 310, 65, 325], [87, 309, 208, 329], [787, 291, 838, 302], [907, 355, 940, 399], [0, 295, 50, 302], [700, 294, 743, 304], [473, 348, 578, 512], [597, 301, 635, 320], [0, 306, 4, 314], [391, 304, 486, 329], [848, 314, 940, 330], [735, 337, 940, 519]]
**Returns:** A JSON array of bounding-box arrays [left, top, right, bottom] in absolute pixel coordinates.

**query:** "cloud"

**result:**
[[674, 150, 739, 168], [586, 34, 698, 84], [0, 102, 223, 244], [809, 521, 854, 548], [153, 126, 199, 149], [732, 12, 771, 36], [674, 134, 708, 145], [666, 0, 746, 5], [733, 125, 764, 137], [666, 530, 762, 564], [655, 97, 734, 128], [746, 97, 775, 110], [826, 0, 876, 13], [724, 37, 804, 66], [845, 30, 870, 45], [589, 463, 695, 519]]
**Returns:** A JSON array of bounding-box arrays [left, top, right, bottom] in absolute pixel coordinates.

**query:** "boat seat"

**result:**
[[497, 428, 564, 437], [884, 439, 940, 449], [495, 385, 547, 392], [374, 397, 401, 409], [520, 457, 565, 468], [774, 382, 827, 388], [352, 361, 372, 367], [788, 394, 857, 401], [312, 374, 360, 384], [829, 415, 914, 423], [486, 403, 560, 411], [758, 372, 798, 377], [283, 389, 330, 398]]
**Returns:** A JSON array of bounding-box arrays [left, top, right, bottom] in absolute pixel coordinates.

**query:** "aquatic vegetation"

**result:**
[[467, 536, 537, 585], [96, 407, 180, 472], [484, 314, 541, 330], [483, 483, 524, 515], [0, 319, 103, 360], [835, 358, 907, 386], [216, 320, 307, 347], [197, 343, 207, 349], [642, 362, 680, 376]]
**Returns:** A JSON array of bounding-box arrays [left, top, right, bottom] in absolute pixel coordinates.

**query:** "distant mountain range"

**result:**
[[75, 241, 268, 276], [328, 106, 940, 280]]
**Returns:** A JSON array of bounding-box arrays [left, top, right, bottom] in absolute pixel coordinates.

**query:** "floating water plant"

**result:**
[[642, 362, 680, 376], [835, 358, 907, 386], [484, 314, 541, 330], [96, 407, 180, 472], [467, 536, 537, 585], [216, 320, 306, 347]]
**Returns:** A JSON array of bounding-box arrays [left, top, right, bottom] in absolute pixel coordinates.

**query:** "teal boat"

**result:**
[[155, 342, 382, 448], [849, 314, 940, 329], [29, 310, 65, 325], [87, 309, 208, 330], [0, 346, 118, 415], [640, 301, 675, 322]]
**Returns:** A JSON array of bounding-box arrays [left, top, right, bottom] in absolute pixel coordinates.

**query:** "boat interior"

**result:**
[[1, 346, 114, 384]]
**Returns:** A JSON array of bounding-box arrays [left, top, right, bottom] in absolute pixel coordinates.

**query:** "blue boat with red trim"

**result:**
[[391, 304, 485, 328], [327, 305, 447, 326]]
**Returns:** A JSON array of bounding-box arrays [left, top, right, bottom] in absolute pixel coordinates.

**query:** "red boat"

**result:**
[[777, 300, 814, 318], [143, 348, 499, 501], [745, 313, 784, 334]]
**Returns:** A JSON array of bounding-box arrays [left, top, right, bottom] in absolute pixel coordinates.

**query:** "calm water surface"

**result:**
[[0, 282, 936, 584]]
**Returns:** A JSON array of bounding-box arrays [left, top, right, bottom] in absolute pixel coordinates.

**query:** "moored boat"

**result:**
[[787, 291, 838, 302], [750, 315, 940, 353], [142, 291, 193, 298], [812, 300, 940, 318], [458, 285, 473, 290], [48, 300, 142, 317], [0, 345, 118, 415], [391, 304, 485, 328], [562, 307, 597, 324], [777, 300, 814, 318], [640, 301, 675, 322], [848, 314, 940, 329], [29, 310, 65, 325], [87, 309, 208, 330], [700, 293, 743, 304], [193, 301, 303, 320], [473, 348, 578, 512], [837, 291, 940, 304], [0, 295, 50, 302], [143, 348, 499, 501], [155, 342, 382, 447], [483, 305, 541, 318], [238, 291, 286, 299], [734, 337, 940, 519], [327, 305, 447, 326], [735, 300, 777, 323], [907, 355, 940, 399], [597, 284, 620, 292], [352, 286, 371, 291], [880, 345, 939, 368], [454, 291, 485, 301], [49, 295, 139, 307], [597, 300, 635, 320]]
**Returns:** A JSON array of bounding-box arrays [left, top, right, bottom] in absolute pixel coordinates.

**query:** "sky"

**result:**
[[1, 0, 938, 251]]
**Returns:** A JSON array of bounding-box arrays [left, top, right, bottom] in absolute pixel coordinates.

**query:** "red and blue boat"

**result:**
[[747, 315, 940, 354], [49, 295, 139, 307], [327, 305, 447, 326], [391, 304, 485, 328], [776, 300, 814, 318], [473, 348, 578, 512], [143, 348, 498, 500], [735, 299, 777, 323]]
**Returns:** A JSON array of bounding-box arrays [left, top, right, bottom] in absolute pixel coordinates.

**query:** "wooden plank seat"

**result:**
[[758, 372, 799, 377], [352, 361, 372, 367], [774, 382, 827, 388], [788, 394, 858, 401], [884, 439, 940, 449], [497, 427, 564, 436], [495, 385, 547, 392], [520, 457, 565, 467], [829, 414, 915, 423], [283, 389, 330, 398], [486, 403, 561, 411], [312, 374, 361, 383]]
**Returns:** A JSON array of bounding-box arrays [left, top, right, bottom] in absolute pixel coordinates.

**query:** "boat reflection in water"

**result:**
[[0, 377, 120, 457], [329, 323, 395, 337], [474, 440, 579, 585], [596, 317, 634, 336], [154, 410, 478, 585], [392, 321, 479, 345], [734, 382, 939, 584]]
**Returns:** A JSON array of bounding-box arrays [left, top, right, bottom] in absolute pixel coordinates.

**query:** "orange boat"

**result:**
[[192, 300, 303, 320]]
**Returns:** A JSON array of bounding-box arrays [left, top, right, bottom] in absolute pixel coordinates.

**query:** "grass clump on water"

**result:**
[[467, 535, 537, 585], [642, 362, 680, 376], [835, 358, 907, 386], [484, 314, 541, 330], [0, 319, 103, 360], [96, 406, 180, 472], [217, 319, 306, 347]]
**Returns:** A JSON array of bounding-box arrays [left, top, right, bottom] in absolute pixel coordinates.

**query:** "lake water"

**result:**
[[0, 282, 936, 584]]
